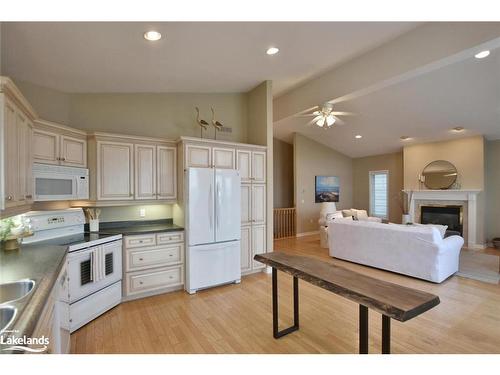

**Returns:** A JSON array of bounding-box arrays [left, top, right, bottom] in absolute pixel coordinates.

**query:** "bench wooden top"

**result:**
[[254, 252, 440, 322]]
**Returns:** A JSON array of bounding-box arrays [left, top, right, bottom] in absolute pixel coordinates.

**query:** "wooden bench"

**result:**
[[254, 252, 440, 354]]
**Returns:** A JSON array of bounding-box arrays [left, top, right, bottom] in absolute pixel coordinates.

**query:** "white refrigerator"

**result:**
[[185, 167, 241, 294]]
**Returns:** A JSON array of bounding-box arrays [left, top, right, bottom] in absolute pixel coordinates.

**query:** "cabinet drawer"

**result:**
[[156, 231, 184, 245], [126, 244, 184, 271], [126, 265, 183, 296], [124, 234, 156, 249]]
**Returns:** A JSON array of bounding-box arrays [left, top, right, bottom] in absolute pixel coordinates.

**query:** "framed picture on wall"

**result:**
[[315, 176, 340, 203]]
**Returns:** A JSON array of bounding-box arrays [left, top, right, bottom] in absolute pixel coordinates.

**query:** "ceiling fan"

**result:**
[[295, 103, 354, 128]]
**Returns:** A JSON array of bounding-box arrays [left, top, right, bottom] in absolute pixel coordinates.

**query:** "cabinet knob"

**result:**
[[62, 157, 66, 161], [26, 194, 32, 199], [139, 258, 143, 261], [139, 281, 143, 285], [7, 196, 12, 201]]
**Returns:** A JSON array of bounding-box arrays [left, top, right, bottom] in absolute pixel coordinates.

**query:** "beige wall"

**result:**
[[353, 152, 404, 223], [273, 138, 293, 208], [246, 81, 274, 252], [15, 80, 71, 125], [294, 133, 353, 234], [69, 93, 248, 143], [486, 140, 500, 242], [15, 80, 249, 143], [403, 136, 485, 190]]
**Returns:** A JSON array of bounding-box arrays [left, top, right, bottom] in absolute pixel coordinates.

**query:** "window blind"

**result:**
[[370, 171, 388, 218]]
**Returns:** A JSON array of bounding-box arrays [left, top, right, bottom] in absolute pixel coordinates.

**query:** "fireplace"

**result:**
[[420, 205, 463, 235]]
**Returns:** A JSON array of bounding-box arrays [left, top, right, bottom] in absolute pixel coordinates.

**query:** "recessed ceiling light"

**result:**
[[266, 47, 279, 55], [355, 135, 362, 139], [144, 31, 162, 41], [452, 126, 465, 132], [400, 136, 412, 141], [474, 50, 490, 59]]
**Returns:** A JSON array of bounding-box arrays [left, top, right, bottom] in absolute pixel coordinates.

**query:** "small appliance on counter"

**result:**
[[23, 208, 122, 333], [185, 167, 241, 294]]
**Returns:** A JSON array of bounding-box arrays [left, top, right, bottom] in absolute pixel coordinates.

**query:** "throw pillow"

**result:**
[[354, 209, 369, 221], [342, 209, 354, 218]]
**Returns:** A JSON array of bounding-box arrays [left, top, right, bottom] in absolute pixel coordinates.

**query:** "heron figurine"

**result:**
[[195, 107, 209, 138], [211, 107, 223, 140]]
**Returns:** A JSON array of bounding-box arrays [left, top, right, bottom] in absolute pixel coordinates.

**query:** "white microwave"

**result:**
[[33, 163, 89, 201]]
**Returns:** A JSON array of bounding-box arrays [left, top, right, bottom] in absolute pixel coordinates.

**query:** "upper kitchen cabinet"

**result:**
[[184, 141, 236, 169], [86, 133, 177, 205], [0, 77, 37, 215], [237, 149, 266, 183], [33, 120, 87, 168]]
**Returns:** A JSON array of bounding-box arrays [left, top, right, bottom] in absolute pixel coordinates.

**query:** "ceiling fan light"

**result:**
[[316, 117, 325, 127], [326, 115, 335, 126]]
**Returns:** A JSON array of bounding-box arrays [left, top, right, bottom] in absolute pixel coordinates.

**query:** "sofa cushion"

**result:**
[[414, 223, 448, 238]]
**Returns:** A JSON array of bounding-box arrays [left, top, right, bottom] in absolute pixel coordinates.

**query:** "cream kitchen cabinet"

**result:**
[[157, 146, 177, 200], [123, 230, 185, 301], [251, 225, 266, 270], [236, 150, 266, 183], [185, 143, 235, 169], [97, 141, 135, 200], [1, 77, 36, 215], [33, 120, 87, 168], [240, 226, 251, 272], [88, 133, 177, 203]]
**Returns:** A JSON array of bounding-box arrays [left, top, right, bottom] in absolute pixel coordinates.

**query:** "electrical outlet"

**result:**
[[139, 208, 146, 218]]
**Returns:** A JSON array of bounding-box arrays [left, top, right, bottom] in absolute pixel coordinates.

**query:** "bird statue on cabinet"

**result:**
[[211, 107, 223, 140], [195, 107, 209, 138]]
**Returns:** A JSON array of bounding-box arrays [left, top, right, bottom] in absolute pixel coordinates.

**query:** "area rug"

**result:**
[[457, 250, 500, 284]]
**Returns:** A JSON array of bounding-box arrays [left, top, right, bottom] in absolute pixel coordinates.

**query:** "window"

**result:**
[[369, 170, 389, 219]]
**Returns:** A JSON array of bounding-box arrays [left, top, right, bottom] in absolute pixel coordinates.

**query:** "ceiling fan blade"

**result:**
[[331, 111, 356, 116], [296, 105, 320, 116], [295, 114, 317, 118], [332, 115, 346, 126]]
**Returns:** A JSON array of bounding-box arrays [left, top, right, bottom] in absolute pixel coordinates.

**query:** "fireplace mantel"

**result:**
[[405, 189, 483, 249]]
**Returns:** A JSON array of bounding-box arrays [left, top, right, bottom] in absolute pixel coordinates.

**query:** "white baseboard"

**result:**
[[466, 243, 487, 250], [296, 230, 319, 238]]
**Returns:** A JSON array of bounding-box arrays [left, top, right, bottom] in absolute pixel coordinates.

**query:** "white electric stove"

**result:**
[[23, 208, 123, 332]]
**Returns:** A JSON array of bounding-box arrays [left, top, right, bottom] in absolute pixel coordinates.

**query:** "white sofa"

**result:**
[[328, 219, 464, 283]]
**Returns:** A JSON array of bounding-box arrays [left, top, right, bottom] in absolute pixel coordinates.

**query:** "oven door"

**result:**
[[34, 172, 78, 201], [67, 240, 122, 303]]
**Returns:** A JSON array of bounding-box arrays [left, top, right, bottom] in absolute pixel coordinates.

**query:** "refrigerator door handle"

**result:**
[[209, 182, 213, 230], [216, 181, 221, 230]]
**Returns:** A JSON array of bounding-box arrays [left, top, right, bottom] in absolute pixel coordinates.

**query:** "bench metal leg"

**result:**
[[382, 315, 391, 354], [272, 267, 299, 338], [359, 305, 369, 354]]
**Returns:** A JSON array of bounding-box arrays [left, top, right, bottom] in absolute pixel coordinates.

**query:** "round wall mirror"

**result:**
[[422, 160, 458, 190]]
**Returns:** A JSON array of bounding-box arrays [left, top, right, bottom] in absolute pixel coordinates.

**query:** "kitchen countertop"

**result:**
[[87, 219, 184, 236], [0, 241, 67, 350]]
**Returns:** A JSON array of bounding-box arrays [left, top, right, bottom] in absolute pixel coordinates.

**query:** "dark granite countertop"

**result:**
[[87, 219, 184, 236], [0, 241, 67, 350]]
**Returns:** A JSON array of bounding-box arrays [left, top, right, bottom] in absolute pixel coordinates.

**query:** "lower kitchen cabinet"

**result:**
[[122, 231, 185, 301], [241, 224, 266, 274]]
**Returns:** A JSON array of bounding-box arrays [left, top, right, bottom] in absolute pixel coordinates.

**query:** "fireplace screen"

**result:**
[[420, 205, 463, 234]]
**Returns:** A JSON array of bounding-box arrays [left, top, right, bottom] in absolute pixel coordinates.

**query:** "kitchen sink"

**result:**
[[0, 279, 36, 305], [0, 306, 17, 333]]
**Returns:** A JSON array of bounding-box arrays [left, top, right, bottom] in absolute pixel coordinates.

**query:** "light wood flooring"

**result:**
[[70, 235, 500, 354]]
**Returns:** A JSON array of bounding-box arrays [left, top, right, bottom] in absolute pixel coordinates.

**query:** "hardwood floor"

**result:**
[[70, 235, 500, 354]]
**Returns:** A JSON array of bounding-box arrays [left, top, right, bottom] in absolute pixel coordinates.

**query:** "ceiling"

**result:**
[[274, 47, 500, 158], [1, 22, 419, 94]]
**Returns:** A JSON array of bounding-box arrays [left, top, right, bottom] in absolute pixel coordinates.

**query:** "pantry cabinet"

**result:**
[[33, 120, 87, 168], [237, 150, 266, 183], [1, 77, 36, 215], [87, 133, 177, 204], [185, 143, 235, 169]]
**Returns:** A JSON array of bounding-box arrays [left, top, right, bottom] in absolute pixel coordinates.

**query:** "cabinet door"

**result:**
[[4, 99, 18, 208], [186, 144, 211, 168], [33, 129, 60, 165], [251, 225, 266, 269], [252, 151, 266, 183], [251, 184, 266, 225], [16, 112, 33, 204], [236, 150, 252, 182], [240, 226, 252, 272], [98, 141, 134, 200], [60, 135, 87, 167], [240, 184, 251, 225], [134, 144, 156, 200], [157, 146, 177, 200], [212, 147, 235, 169]]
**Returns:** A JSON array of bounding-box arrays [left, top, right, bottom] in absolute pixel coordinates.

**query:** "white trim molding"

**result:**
[[407, 189, 483, 249]]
